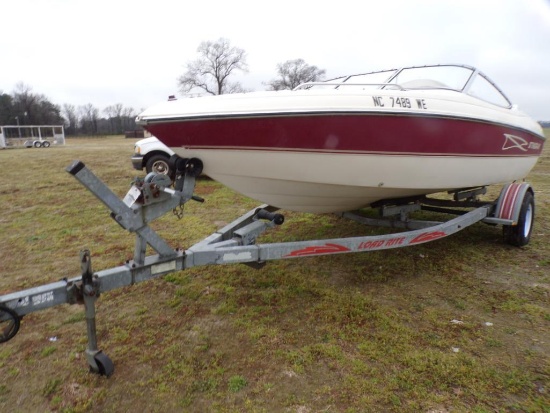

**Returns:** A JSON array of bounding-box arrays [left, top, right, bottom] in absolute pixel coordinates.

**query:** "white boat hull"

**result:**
[[174, 148, 540, 212]]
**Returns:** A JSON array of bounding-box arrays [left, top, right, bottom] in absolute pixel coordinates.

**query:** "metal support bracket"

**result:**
[[66, 160, 197, 264]]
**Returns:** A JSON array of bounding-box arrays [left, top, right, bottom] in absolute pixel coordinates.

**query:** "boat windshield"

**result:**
[[385, 65, 512, 107], [386, 65, 474, 90], [303, 64, 512, 108], [337, 70, 397, 90]]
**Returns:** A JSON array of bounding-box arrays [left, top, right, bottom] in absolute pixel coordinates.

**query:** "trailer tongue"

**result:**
[[0, 157, 535, 376]]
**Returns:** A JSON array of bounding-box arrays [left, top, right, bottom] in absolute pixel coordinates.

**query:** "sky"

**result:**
[[1, 0, 550, 120]]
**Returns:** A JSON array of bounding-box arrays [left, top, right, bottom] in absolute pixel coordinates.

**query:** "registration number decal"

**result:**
[[372, 96, 427, 109]]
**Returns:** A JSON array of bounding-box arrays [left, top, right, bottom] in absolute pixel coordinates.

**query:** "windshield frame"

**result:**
[[297, 64, 513, 108]]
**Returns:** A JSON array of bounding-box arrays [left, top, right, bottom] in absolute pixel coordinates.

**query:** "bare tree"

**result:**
[[266, 59, 326, 91], [0, 92, 14, 124], [103, 103, 125, 134], [178, 38, 249, 95], [103, 105, 115, 133], [113, 103, 124, 118], [12, 83, 37, 123], [121, 106, 136, 131], [62, 103, 78, 135], [11, 83, 62, 124], [78, 103, 99, 135]]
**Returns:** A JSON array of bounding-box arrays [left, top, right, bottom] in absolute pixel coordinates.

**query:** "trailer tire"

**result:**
[[0, 305, 20, 343], [503, 190, 534, 247], [42, 141, 51, 148], [33, 141, 42, 148], [91, 351, 115, 377]]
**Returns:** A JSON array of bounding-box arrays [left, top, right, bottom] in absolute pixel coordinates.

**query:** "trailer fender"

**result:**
[[494, 183, 532, 223], [495, 183, 534, 247]]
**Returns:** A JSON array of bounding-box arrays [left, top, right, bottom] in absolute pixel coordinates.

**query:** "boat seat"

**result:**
[[400, 79, 449, 89]]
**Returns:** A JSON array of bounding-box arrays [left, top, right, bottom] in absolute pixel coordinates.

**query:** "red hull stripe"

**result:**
[[146, 113, 544, 157]]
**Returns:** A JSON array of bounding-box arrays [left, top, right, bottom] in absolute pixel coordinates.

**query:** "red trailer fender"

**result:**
[[494, 182, 533, 224]]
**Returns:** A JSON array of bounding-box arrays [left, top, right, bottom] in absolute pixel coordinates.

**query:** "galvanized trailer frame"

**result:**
[[0, 158, 535, 376]]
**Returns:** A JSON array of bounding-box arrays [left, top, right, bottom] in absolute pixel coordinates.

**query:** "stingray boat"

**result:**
[[136, 64, 545, 213]]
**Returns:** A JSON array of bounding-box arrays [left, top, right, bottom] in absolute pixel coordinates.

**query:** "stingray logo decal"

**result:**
[[502, 134, 528, 152]]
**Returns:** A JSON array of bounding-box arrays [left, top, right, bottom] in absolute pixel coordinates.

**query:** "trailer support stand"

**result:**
[[80, 250, 114, 377]]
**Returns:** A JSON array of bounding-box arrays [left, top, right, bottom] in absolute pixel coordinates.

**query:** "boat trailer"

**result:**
[[0, 157, 536, 376]]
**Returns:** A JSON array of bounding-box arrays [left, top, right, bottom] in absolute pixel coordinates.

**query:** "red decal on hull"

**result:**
[[147, 113, 544, 157], [410, 231, 447, 244], [285, 243, 350, 257]]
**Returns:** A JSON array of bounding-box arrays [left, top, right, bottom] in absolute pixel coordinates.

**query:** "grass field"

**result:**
[[0, 133, 549, 412]]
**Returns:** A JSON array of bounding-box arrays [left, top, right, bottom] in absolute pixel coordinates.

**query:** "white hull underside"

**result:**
[[174, 149, 539, 213]]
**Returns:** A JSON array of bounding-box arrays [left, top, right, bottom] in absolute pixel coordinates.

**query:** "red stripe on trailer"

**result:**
[[410, 231, 447, 244], [285, 243, 350, 257]]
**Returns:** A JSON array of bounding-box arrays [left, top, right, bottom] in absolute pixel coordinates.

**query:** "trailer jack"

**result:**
[[79, 249, 114, 376]]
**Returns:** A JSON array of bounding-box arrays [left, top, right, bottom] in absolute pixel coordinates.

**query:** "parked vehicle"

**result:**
[[131, 136, 174, 175]]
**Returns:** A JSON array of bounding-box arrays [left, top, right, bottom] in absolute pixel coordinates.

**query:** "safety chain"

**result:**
[[173, 204, 184, 220]]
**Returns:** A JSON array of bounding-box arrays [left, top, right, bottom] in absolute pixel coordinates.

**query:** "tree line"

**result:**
[[1, 38, 327, 136], [61, 102, 137, 136], [0, 83, 137, 136]]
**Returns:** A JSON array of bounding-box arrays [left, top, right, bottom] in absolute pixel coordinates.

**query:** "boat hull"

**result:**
[[169, 147, 540, 212], [143, 112, 544, 212]]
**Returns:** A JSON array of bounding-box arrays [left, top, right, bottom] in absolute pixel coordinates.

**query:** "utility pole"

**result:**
[[15, 116, 21, 138]]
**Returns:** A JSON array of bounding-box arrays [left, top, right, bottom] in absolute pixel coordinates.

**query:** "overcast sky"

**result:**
[[2, 0, 550, 120]]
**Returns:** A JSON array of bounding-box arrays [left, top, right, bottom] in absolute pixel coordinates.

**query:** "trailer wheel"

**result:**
[[90, 351, 114, 377], [503, 190, 534, 247], [42, 141, 51, 148], [33, 141, 42, 148], [0, 305, 20, 343]]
